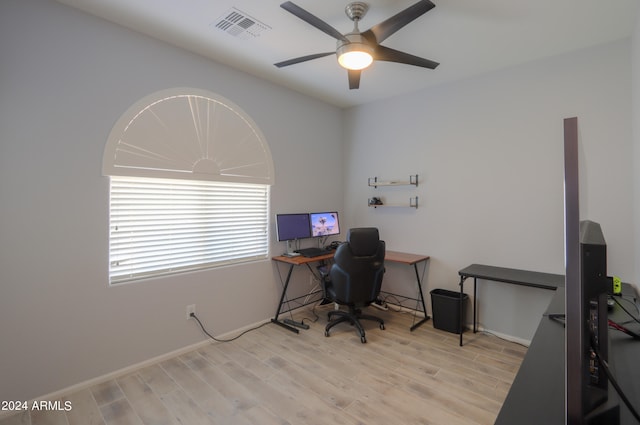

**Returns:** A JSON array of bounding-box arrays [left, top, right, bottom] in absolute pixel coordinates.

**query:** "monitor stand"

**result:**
[[283, 240, 300, 257]]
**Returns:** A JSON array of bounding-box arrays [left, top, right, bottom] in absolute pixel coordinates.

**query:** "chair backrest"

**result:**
[[328, 228, 385, 306]]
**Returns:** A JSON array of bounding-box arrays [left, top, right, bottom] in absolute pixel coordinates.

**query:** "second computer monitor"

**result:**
[[310, 211, 340, 237], [275, 213, 312, 241]]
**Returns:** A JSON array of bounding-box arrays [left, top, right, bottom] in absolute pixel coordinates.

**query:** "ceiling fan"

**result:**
[[274, 0, 439, 90]]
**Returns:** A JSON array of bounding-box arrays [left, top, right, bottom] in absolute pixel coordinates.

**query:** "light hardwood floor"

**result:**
[[0, 304, 526, 425]]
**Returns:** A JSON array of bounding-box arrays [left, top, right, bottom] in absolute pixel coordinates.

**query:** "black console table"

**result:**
[[457, 264, 564, 346], [458, 264, 640, 422], [495, 284, 640, 424]]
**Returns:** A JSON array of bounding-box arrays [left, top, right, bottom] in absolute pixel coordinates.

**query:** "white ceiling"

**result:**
[[58, 0, 638, 108]]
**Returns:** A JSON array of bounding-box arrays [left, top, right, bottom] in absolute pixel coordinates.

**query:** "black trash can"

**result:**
[[430, 289, 468, 334]]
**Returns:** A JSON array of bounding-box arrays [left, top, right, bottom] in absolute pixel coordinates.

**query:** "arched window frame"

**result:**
[[103, 88, 274, 284]]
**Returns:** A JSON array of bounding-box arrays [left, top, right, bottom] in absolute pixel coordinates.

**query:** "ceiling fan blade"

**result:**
[[373, 45, 439, 69], [348, 70, 361, 90], [274, 52, 335, 68], [280, 2, 349, 42], [364, 0, 435, 44]]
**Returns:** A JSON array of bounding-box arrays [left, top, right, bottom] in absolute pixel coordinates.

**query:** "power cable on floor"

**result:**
[[190, 312, 270, 343]]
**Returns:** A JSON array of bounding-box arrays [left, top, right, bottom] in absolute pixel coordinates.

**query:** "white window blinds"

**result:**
[[109, 177, 269, 284]]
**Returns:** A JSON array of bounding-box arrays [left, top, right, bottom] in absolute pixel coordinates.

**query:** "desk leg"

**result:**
[[271, 263, 299, 333], [459, 275, 467, 346], [473, 277, 478, 333], [409, 262, 431, 331]]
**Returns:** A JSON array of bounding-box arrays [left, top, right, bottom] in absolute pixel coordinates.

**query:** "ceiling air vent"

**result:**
[[213, 8, 271, 40]]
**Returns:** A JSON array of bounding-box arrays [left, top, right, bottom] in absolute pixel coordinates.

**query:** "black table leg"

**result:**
[[409, 262, 431, 331], [473, 277, 477, 333], [459, 275, 466, 346], [271, 263, 299, 333]]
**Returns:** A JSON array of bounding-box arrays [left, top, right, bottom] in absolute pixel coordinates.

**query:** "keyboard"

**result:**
[[294, 247, 327, 258]]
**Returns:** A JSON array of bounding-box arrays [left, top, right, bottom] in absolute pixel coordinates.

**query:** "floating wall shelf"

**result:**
[[368, 196, 418, 209], [367, 174, 418, 188], [368, 174, 419, 209]]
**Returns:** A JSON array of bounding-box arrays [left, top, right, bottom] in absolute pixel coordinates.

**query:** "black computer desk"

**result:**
[[495, 284, 640, 424]]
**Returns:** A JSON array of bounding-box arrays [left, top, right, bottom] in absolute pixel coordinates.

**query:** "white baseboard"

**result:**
[[0, 318, 270, 420], [384, 303, 531, 347], [471, 324, 531, 347]]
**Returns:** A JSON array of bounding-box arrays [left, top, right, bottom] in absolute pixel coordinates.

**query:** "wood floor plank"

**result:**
[[99, 398, 143, 425], [29, 406, 68, 425], [235, 404, 291, 425], [91, 381, 124, 407], [159, 357, 233, 419], [63, 389, 105, 425], [183, 352, 259, 414], [116, 374, 154, 403], [136, 365, 176, 397], [410, 368, 503, 416], [343, 398, 401, 425], [265, 358, 356, 410], [0, 411, 30, 425], [209, 342, 278, 381], [158, 389, 214, 425], [402, 378, 496, 425], [117, 374, 178, 425], [216, 360, 302, 422]]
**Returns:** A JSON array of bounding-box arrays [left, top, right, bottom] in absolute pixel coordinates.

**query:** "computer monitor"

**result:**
[[310, 211, 340, 237], [275, 213, 311, 242]]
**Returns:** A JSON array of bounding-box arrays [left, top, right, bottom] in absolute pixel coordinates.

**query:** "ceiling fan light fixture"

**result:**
[[337, 34, 373, 70], [338, 49, 373, 70]]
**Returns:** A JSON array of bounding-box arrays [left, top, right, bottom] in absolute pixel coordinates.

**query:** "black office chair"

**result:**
[[322, 227, 386, 343]]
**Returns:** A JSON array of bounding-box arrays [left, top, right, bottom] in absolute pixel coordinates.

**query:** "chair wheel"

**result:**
[[380, 323, 385, 330], [361, 336, 367, 343]]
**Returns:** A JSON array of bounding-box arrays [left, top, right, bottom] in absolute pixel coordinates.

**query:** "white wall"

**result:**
[[0, 0, 343, 402], [633, 8, 640, 291], [343, 40, 633, 341]]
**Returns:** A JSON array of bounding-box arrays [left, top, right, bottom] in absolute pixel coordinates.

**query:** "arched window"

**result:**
[[103, 88, 274, 284]]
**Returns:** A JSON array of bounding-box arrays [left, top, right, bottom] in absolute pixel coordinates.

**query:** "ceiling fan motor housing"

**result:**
[[345, 2, 369, 22], [337, 33, 372, 53]]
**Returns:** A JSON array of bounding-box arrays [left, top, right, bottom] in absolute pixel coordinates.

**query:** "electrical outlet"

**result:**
[[186, 304, 196, 320]]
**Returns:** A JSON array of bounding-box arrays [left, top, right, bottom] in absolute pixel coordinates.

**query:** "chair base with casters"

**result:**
[[324, 306, 385, 343]]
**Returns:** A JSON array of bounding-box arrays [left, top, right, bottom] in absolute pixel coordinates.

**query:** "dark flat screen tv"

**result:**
[[564, 117, 618, 424]]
